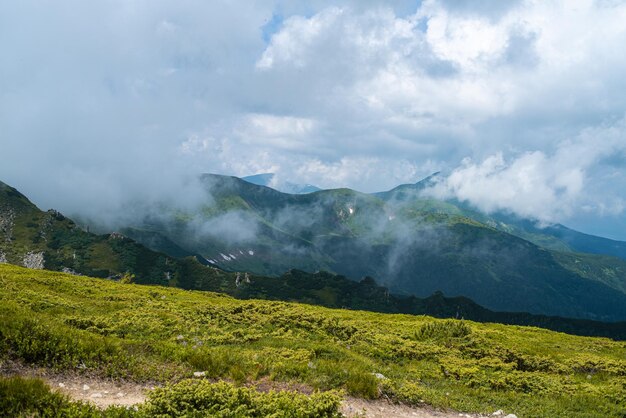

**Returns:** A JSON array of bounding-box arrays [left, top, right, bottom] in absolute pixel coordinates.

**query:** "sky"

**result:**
[[1, 0, 626, 239]]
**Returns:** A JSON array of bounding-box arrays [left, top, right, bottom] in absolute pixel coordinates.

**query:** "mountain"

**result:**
[[241, 173, 275, 187], [113, 174, 626, 322], [0, 179, 224, 287], [242, 172, 321, 194], [3, 179, 626, 339]]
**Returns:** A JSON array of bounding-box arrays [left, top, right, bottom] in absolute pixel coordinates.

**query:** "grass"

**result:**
[[1, 264, 625, 417]]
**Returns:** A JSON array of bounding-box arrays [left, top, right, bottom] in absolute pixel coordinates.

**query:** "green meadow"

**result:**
[[1, 264, 625, 417]]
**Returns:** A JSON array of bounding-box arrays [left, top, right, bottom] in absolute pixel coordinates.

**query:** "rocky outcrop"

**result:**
[[23, 251, 44, 269], [0, 208, 16, 242]]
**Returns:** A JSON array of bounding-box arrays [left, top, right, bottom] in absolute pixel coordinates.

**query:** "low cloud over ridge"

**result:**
[[1, 0, 625, 238]]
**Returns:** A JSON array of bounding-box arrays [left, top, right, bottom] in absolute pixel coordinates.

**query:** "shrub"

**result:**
[[140, 379, 342, 417], [0, 376, 133, 418], [414, 320, 472, 341]]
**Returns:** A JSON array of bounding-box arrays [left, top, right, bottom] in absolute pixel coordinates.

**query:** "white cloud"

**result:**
[[235, 114, 318, 152], [426, 117, 626, 222], [1, 0, 626, 237]]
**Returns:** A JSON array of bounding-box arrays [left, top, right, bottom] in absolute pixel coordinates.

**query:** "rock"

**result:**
[[91, 393, 103, 398], [58, 383, 65, 388], [492, 411, 504, 416], [371, 372, 387, 380], [116, 392, 125, 398], [0, 251, 6, 263], [176, 334, 185, 341], [193, 371, 206, 377], [23, 251, 44, 269], [504, 415, 518, 418], [82, 384, 90, 391]]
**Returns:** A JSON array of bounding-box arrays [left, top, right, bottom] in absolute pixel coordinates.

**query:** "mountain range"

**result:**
[[110, 173, 626, 322], [3, 179, 626, 339], [4, 174, 626, 322]]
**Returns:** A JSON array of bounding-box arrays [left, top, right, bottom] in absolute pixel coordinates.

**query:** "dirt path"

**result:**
[[341, 397, 489, 418], [1, 360, 150, 408], [1, 362, 503, 417], [41, 373, 150, 408]]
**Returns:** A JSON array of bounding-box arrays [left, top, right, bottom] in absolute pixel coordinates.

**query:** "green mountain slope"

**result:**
[[3, 179, 625, 339], [0, 180, 187, 285], [117, 174, 626, 321], [1, 264, 625, 417], [373, 173, 626, 261]]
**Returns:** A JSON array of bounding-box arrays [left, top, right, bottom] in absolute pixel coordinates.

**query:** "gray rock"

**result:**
[[0, 209, 16, 242], [23, 251, 44, 269]]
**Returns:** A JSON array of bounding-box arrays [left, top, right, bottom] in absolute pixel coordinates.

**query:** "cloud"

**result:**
[[1, 0, 626, 238], [194, 211, 260, 245], [425, 117, 626, 222]]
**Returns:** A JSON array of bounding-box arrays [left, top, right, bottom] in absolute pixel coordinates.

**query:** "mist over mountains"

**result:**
[[51, 172, 625, 322]]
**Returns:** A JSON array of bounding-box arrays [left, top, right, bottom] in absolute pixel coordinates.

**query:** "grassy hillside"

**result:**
[[1, 264, 625, 417], [0, 180, 184, 285], [375, 175, 626, 262], [231, 270, 626, 340]]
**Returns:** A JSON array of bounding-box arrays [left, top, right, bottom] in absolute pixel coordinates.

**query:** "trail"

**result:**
[[1, 362, 501, 418]]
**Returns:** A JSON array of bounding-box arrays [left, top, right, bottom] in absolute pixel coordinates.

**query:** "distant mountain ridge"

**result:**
[[242, 172, 321, 194], [106, 173, 626, 322]]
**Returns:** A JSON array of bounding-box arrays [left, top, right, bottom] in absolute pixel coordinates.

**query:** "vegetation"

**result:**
[[1, 264, 625, 417], [0, 375, 341, 417]]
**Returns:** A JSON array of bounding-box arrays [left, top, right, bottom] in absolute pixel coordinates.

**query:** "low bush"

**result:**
[[140, 379, 342, 417]]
